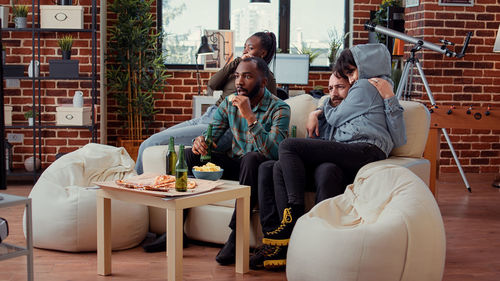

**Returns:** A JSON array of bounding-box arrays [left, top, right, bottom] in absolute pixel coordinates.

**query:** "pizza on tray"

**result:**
[[115, 173, 196, 191]]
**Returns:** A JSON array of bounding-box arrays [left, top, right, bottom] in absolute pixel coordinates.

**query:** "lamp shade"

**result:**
[[197, 35, 214, 55], [250, 0, 270, 3], [494, 25, 500, 52]]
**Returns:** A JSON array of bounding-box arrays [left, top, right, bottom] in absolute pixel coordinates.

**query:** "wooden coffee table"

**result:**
[[95, 180, 250, 281]]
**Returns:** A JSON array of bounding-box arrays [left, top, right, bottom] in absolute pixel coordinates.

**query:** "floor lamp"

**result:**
[[196, 36, 214, 96]]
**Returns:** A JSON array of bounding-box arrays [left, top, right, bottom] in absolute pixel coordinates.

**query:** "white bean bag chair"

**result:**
[[286, 164, 446, 281], [25, 143, 149, 252]]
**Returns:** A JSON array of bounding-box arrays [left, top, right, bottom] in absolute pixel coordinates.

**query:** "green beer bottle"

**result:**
[[175, 144, 188, 192], [291, 125, 297, 138], [166, 136, 177, 175], [200, 124, 213, 162]]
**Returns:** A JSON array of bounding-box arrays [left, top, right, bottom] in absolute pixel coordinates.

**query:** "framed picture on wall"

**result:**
[[203, 30, 234, 70], [405, 0, 419, 8], [438, 0, 473, 6]]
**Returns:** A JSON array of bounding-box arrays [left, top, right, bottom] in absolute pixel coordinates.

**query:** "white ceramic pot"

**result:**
[[28, 117, 33, 126], [24, 156, 41, 172]]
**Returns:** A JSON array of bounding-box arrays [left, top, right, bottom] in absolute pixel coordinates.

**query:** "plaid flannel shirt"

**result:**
[[208, 88, 290, 160]]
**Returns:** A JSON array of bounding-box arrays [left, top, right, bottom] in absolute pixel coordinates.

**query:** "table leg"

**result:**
[[26, 199, 34, 281], [235, 195, 250, 274], [97, 192, 112, 275], [167, 208, 183, 281]]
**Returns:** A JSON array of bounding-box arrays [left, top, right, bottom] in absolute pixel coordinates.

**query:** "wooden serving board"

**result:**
[[94, 178, 224, 197]]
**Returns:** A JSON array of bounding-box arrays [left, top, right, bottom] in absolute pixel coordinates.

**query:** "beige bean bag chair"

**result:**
[[286, 164, 445, 281], [25, 143, 148, 252]]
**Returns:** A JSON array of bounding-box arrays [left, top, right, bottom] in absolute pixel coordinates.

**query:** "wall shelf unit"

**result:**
[[0, 0, 98, 189]]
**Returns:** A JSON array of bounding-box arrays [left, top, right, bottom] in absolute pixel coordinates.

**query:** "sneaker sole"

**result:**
[[263, 259, 286, 269], [262, 237, 289, 246]]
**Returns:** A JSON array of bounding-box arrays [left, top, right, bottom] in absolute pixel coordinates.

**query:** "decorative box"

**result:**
[[56, 106, 91, 126], [40, 5, 84, 29], [0, 6, 9, 28], [4, 106, 12, 125], [3, 65, 25, 77], [49, 60, 79, 78]]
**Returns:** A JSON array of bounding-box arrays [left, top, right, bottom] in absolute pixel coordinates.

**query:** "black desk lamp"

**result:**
[[196, 36, 214, 95]]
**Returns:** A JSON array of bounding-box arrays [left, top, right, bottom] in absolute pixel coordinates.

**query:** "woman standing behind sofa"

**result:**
[[135, 32, 277, 174]]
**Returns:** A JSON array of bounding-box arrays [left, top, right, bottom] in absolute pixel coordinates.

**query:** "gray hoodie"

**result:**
[[322, 43, 401, 156]]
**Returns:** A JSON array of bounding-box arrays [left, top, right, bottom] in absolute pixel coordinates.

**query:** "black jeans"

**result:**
[[185, 149, 268, 231], [258, 158, 349, 234], [275, 138, 386, 206]]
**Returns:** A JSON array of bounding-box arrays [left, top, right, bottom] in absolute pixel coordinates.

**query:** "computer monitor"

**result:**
[[269, 53, 310, 85]]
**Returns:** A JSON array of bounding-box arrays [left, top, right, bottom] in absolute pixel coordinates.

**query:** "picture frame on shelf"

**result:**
[[203, 29, 234, 70], [405, 0, 419, 8]]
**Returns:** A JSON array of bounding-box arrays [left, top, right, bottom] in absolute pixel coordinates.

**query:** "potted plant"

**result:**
[[24, 109, 37, 126], [327, 29, 349, 68], [372, 0, 403, 45], [57, 35, 73, 60], [107, 0, 170, 160], [11, 1, 28, 28], [295, 45, 322, 64]]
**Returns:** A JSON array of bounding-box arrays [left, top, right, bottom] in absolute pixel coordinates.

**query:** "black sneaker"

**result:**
[[262, 207, 296, 246], [249, 244, 287, 270], [142, 232, 189, 253], [215, 231, 235, 265]]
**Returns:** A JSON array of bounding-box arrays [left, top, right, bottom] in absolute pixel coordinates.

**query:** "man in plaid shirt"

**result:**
[[185, 56, 290, 265]]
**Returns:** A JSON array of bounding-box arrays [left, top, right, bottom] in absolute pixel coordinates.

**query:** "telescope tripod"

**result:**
[[396, 44, 472, 192]]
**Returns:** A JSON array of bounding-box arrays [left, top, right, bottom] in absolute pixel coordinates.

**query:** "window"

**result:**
[[159, 0, 349, 68], [289, 0, 346, 67]]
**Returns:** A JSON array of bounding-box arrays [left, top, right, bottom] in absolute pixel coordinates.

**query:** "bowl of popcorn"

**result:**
[[192, 162, 224, 181]]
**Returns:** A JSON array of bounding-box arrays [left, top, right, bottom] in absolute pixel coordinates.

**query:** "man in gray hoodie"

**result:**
[[251, 43, 406, 270]]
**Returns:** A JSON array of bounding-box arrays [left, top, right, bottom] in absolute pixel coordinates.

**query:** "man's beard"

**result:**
[[237, 79, 262, 100]]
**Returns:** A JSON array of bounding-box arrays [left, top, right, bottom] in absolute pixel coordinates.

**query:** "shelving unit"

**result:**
[[0, 1, 98, 189]]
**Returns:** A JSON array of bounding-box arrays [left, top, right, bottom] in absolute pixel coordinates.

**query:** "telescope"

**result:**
[[365, 21, 472, 58]]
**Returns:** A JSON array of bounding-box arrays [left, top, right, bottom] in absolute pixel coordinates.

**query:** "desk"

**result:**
[[95, 180, 250, 281], [423, 105, 500, 195], [0, 193, 33, 281]]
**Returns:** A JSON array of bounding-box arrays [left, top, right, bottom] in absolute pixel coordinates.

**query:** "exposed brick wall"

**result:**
[[4, 0, 499, 174], [3, 0, 101, 169]]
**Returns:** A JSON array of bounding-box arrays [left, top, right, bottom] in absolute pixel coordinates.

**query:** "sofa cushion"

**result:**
[[285, 94, 320, 138], [390, 100, 430, 158]]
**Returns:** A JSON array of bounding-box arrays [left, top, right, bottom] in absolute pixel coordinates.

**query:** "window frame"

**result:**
[[157, 0, 350, 71]]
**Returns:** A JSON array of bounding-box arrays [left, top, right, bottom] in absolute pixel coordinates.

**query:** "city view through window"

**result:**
[[161, 0, 346, 67]]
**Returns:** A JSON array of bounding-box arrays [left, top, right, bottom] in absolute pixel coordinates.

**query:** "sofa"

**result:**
[[142, 94, 431, 247]]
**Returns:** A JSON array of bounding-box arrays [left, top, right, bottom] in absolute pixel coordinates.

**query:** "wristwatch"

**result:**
[[249, 120, 258, 127]]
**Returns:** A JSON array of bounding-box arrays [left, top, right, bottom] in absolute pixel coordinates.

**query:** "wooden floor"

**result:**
[[0, 173, 499, 281]]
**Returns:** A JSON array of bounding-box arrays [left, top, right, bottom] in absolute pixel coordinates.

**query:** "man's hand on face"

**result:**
[[232, 95, 258, 125], [192, 135, 217, 155]]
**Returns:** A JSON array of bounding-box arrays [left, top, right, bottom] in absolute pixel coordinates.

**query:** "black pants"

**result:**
[[258, 159, 349, 234], [185, 149, 268, 231], [276, 138, 386, 207]]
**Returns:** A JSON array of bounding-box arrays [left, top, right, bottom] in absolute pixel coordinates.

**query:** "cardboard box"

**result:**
[[56, 106, 91, 126], [4, 106, 12, 125], [49, 60, 79, 78], [40, 5, 84, 29]]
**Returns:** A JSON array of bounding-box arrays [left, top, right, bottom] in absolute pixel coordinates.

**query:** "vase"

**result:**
[[62, 50, 71, 60], [14, 17, 27, 28], [24, 156, 41, 172], [28, 60, 40, 78], [28, 117, 33, 126], [73, 91, 84, 107]]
